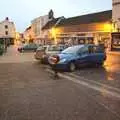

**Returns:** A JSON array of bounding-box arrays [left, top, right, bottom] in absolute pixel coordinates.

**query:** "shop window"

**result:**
[[78, 39, 85, 44]]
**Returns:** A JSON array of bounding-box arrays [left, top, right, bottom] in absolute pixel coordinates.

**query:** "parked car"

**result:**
[[34, 45, 48, 61], [0, 44, 4, 55], [48, 44, 106, 72], [35, 45, 66, 64], [18, 43, 38, 52]]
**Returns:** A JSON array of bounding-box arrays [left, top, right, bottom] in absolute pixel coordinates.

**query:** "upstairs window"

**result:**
[[5, 25, 8, 29], [5, 31, 8, 35]]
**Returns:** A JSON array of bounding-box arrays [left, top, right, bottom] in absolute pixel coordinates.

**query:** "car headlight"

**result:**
[[59, 59, 67, 63]]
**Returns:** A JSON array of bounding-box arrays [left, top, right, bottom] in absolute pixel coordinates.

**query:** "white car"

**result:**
[[35, 45, 66, 64]]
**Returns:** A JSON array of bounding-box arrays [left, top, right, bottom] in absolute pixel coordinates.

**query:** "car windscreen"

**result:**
[[62, 45, 84, 54]]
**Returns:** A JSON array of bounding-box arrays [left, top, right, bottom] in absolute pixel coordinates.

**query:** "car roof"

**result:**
[[74, 44, 96, 47]]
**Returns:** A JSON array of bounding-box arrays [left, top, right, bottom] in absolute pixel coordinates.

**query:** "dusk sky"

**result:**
[[0, 0, 112, 32]]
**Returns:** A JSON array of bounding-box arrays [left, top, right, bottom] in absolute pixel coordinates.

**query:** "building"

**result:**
[[41, 16, 65, 45], [31, 10, 54, 44], [111, 0, 120, 51], [112, 0, 120, 31], [46, 10, 113, 49], [0, 17, 16, 45], [23, 26, 34, 43]]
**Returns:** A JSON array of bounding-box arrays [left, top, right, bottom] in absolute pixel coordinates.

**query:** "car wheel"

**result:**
[[20, 49, 24, 53], [68, 62, 76, 72], [95, 62, 104, 67]]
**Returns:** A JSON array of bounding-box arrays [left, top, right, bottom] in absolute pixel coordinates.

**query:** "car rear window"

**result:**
[[48, 46, 61, 51]]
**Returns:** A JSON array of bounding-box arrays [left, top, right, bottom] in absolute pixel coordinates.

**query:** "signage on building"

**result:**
[[111, 32, 120, 50]]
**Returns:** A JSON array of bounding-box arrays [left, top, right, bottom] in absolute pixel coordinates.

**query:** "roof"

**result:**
[[25, 26, 31, 31], [56, 10, 112, 27], [42, 17, 64, 30]]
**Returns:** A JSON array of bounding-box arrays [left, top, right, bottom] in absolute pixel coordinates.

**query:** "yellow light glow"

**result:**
[[51, 28, 57, 44], [51, 28, 56, 38], [96, 23, 112, 32], [15, 32, 20, 40], [103, 23, 112, 32]]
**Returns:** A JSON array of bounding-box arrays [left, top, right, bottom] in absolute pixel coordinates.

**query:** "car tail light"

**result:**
[[49, 55, 60, 65]]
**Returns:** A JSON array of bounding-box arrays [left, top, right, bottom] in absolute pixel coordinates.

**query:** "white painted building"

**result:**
[[112, 0, 120, 31], [31, 10, 54, 44], [0, 17, 16, 44], [31, 15, 49, 37]]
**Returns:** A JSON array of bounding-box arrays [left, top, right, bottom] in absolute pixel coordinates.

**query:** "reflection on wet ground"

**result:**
[[75, 54, 120, 89]]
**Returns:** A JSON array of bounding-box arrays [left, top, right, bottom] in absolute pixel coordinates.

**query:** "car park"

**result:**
[[18, 43, 38, 52], [49, 44, 106, 72]]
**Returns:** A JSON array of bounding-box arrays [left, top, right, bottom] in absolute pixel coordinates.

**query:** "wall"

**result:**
[[112, 0, 120, 29], [31, 15, 50, 39], [56, 22, 112, 34]]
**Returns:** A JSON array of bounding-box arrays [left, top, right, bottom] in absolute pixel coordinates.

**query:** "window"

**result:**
[[62, 45, 83, 54], [79, 46, 89, 54], [88, 46, 104, 53], [5, 25, 8, 29], [5, 31, 8, 35]]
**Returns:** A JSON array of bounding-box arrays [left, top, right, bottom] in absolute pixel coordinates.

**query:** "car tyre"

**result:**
[[19, 49, 23, 53], [68, 62, 76, 72], [95, 62, 104, 67]]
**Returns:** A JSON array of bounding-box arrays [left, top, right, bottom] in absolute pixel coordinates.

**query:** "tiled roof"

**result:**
[[42, 17, 64, 30], [56, 10, 112, 27]]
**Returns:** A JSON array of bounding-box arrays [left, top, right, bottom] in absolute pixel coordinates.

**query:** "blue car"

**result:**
[[49, 44, 106, 72]]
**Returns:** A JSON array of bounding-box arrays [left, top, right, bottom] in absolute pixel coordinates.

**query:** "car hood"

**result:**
[[58, 53, 77, 60]]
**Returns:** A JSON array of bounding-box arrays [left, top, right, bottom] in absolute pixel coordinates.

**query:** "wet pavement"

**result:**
[[0, 46, 120, 120], [72, 53, 120, 89]]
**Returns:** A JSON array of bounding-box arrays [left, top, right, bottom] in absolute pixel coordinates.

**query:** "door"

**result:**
[[88, 45, 105, 64], [76, 46, 89, 67]]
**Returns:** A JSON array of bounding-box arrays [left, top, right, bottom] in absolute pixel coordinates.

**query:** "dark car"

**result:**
[[0, 44, 4, 55], [49, 44, 106, 72], [18, 43, 38, 53]]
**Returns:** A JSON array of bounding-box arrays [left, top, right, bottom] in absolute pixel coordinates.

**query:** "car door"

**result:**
[[23, 45, 29, 51], [76, 46, 89, 67], [87, 45, 105, 64], [93, 46, 106, 63]]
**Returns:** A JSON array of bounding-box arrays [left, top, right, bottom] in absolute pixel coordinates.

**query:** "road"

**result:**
[[0, 46, 120, 120]]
